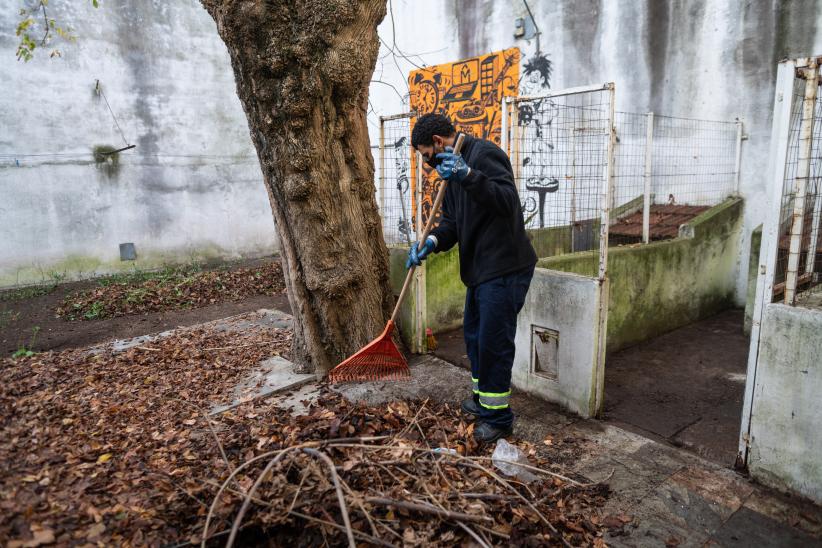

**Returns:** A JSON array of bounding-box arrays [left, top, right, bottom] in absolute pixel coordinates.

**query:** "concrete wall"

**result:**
[[0, 1, 277, 287], [539, 198, 743, 353], [511, 269, 606, 418], [367, 0, 822, 307], [747, 303, 822, 505]]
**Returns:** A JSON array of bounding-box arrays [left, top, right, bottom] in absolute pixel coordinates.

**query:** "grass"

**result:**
[[96, 264, 204, 287], [0, 272, 66, 303], [12, 326, 40, 359], [0, 309, 20, 329]]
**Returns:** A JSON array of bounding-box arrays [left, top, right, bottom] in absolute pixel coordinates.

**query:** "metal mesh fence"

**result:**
[[610, 112, 740, 245], [375, 92, 740, 280], [772, 71, 822, 308], [378, 113, 415, 247], [510, 87, 614, 278], [650, 115, 739, 206], [611, 111, 650, 246]]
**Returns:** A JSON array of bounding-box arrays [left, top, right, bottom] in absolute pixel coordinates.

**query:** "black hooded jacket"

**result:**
[[429, 134, 537, 287]]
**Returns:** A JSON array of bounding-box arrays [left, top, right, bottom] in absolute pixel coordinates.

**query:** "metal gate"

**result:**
[[740, 57, 822, 465], [505, 83, 616, 418]]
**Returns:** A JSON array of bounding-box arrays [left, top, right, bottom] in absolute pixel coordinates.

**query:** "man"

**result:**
[[407, 113, 537, 443]]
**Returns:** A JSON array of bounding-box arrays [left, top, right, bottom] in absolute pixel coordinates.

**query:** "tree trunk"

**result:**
[[201, 0, 392, 375]]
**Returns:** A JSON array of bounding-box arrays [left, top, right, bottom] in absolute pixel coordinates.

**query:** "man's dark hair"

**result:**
[[411, 113, 456, 148]]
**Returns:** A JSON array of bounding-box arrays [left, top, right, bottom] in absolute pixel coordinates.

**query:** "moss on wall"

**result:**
[[388, 246, 417, 348], [425, 246, 466, 333], [538, 198, 744, 352], [0, 243, 263, 289]]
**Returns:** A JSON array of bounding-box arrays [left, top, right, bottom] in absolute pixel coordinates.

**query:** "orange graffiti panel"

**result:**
[[408, 47, 520, 230]]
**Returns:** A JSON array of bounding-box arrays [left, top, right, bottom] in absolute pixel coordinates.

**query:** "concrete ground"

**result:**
[[435, 309, 750, 468], [604, 309, 749, 466], [333, 354, 822, 547], [101, 309, 822, 547]]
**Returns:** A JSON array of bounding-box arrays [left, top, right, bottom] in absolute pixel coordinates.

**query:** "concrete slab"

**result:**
[[708, 507, 821, 547], [332, 353, 473, 407], [210, 355, 314, 415]]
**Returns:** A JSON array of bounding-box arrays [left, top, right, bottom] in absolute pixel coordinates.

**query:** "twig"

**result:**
[[328, 444, 572, 548], [201, 343, 272, 351], [171, 398, 236, 484], [226, 448, 356, 548], [476, 523, 511, 540], [201, 437, 386, 548], [302, 448, 356, 548], [457, 521, 491, 548], [136, 345, 161, 352], [365, 497, 493, 524], [288, 510, 397, 548]]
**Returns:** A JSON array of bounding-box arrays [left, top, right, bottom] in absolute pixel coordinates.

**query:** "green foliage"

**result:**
[[12, 327, 41, 359], [0, 271, 64, 302], [16, 1, 99, 62], [12, 348, 36, 359], [82, 300, 105, 320], [0, 309, 20, 329]]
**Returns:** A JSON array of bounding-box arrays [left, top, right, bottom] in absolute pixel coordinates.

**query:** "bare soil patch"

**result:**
[[0, 258, 291, 357]]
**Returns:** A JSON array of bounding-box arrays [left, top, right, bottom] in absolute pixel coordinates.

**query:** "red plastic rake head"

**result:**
[[328, 321, 410, 383], [328, 134, 465, 385]]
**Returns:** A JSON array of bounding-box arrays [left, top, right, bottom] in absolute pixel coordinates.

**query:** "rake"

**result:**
[[328, 134, 466, 383]]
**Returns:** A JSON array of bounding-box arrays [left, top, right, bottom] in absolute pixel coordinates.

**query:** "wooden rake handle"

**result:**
[[390, 133, 466, 324]]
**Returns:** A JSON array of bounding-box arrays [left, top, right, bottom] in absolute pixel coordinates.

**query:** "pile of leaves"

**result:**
[[57, 261, 286, 320], [1, 322, 617, 547]]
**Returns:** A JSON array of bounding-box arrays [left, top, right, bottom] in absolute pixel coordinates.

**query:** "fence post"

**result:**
[[379, 116, 385, 223], [643, 112, 654, 244], [599, 83, 616, 281], [733, 119, 744, 196], [785, 62, 819, 305], [501, 97, 509, 156], [414, 151, 426, 353], [571, 127, 578, 252], [512, 100, 522, 195], [738, 59, 798, 466]]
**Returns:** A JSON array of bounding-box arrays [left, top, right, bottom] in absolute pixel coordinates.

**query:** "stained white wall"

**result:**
[[747, 303, 822, 504], [0, 1, 277, 287], [366, 0, 822, 305]]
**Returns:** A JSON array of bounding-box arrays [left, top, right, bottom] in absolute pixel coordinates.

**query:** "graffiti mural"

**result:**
[[391, 136, 413, 243], [516, 51, 556, 228], [408, 47, 520, 228]]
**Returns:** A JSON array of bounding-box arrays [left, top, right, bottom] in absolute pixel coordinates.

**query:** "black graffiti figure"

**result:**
[[525, 176, 559, 229], [392, 136, 413, 242]]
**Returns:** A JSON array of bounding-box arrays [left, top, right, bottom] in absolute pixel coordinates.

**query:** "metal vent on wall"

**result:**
[[531, 325, 559, 380]]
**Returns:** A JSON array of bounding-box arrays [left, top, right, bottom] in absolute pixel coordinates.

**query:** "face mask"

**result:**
[[425, 152, 443, 169], [424, 142, 443, 168]]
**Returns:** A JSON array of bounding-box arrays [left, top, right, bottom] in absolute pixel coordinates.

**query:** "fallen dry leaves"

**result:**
[[1, 320, 616, 546], [57, 261, 286, 320]]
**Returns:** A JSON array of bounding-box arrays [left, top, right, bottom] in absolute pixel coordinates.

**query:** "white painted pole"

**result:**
[[414, 151, 425, 354], [738, 59, 798, 465], [785, 62, 819, 305], [599, 83, 616, 281], [501, 97, 509, 157], [643, 112, 654, 244], [379, 117, 385, 224], [733, 119, 744, 196], [806, 185, 822, 276], [571, 127, 577, 252], [512, 101, 522, 196]]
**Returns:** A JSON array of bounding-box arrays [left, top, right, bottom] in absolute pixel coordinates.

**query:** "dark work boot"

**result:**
[[461, 396, 481, 417], [473, 421, 514, 444]]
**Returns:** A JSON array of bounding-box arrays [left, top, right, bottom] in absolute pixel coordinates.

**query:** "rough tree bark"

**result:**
[[201, 0, 393, 375]]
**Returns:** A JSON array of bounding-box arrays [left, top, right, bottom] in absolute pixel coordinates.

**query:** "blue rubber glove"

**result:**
[[435, 146, 470, 183], [406, 237, 436, 269]]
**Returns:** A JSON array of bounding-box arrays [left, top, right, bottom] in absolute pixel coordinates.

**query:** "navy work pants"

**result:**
[[464, 265, 534, 428]]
